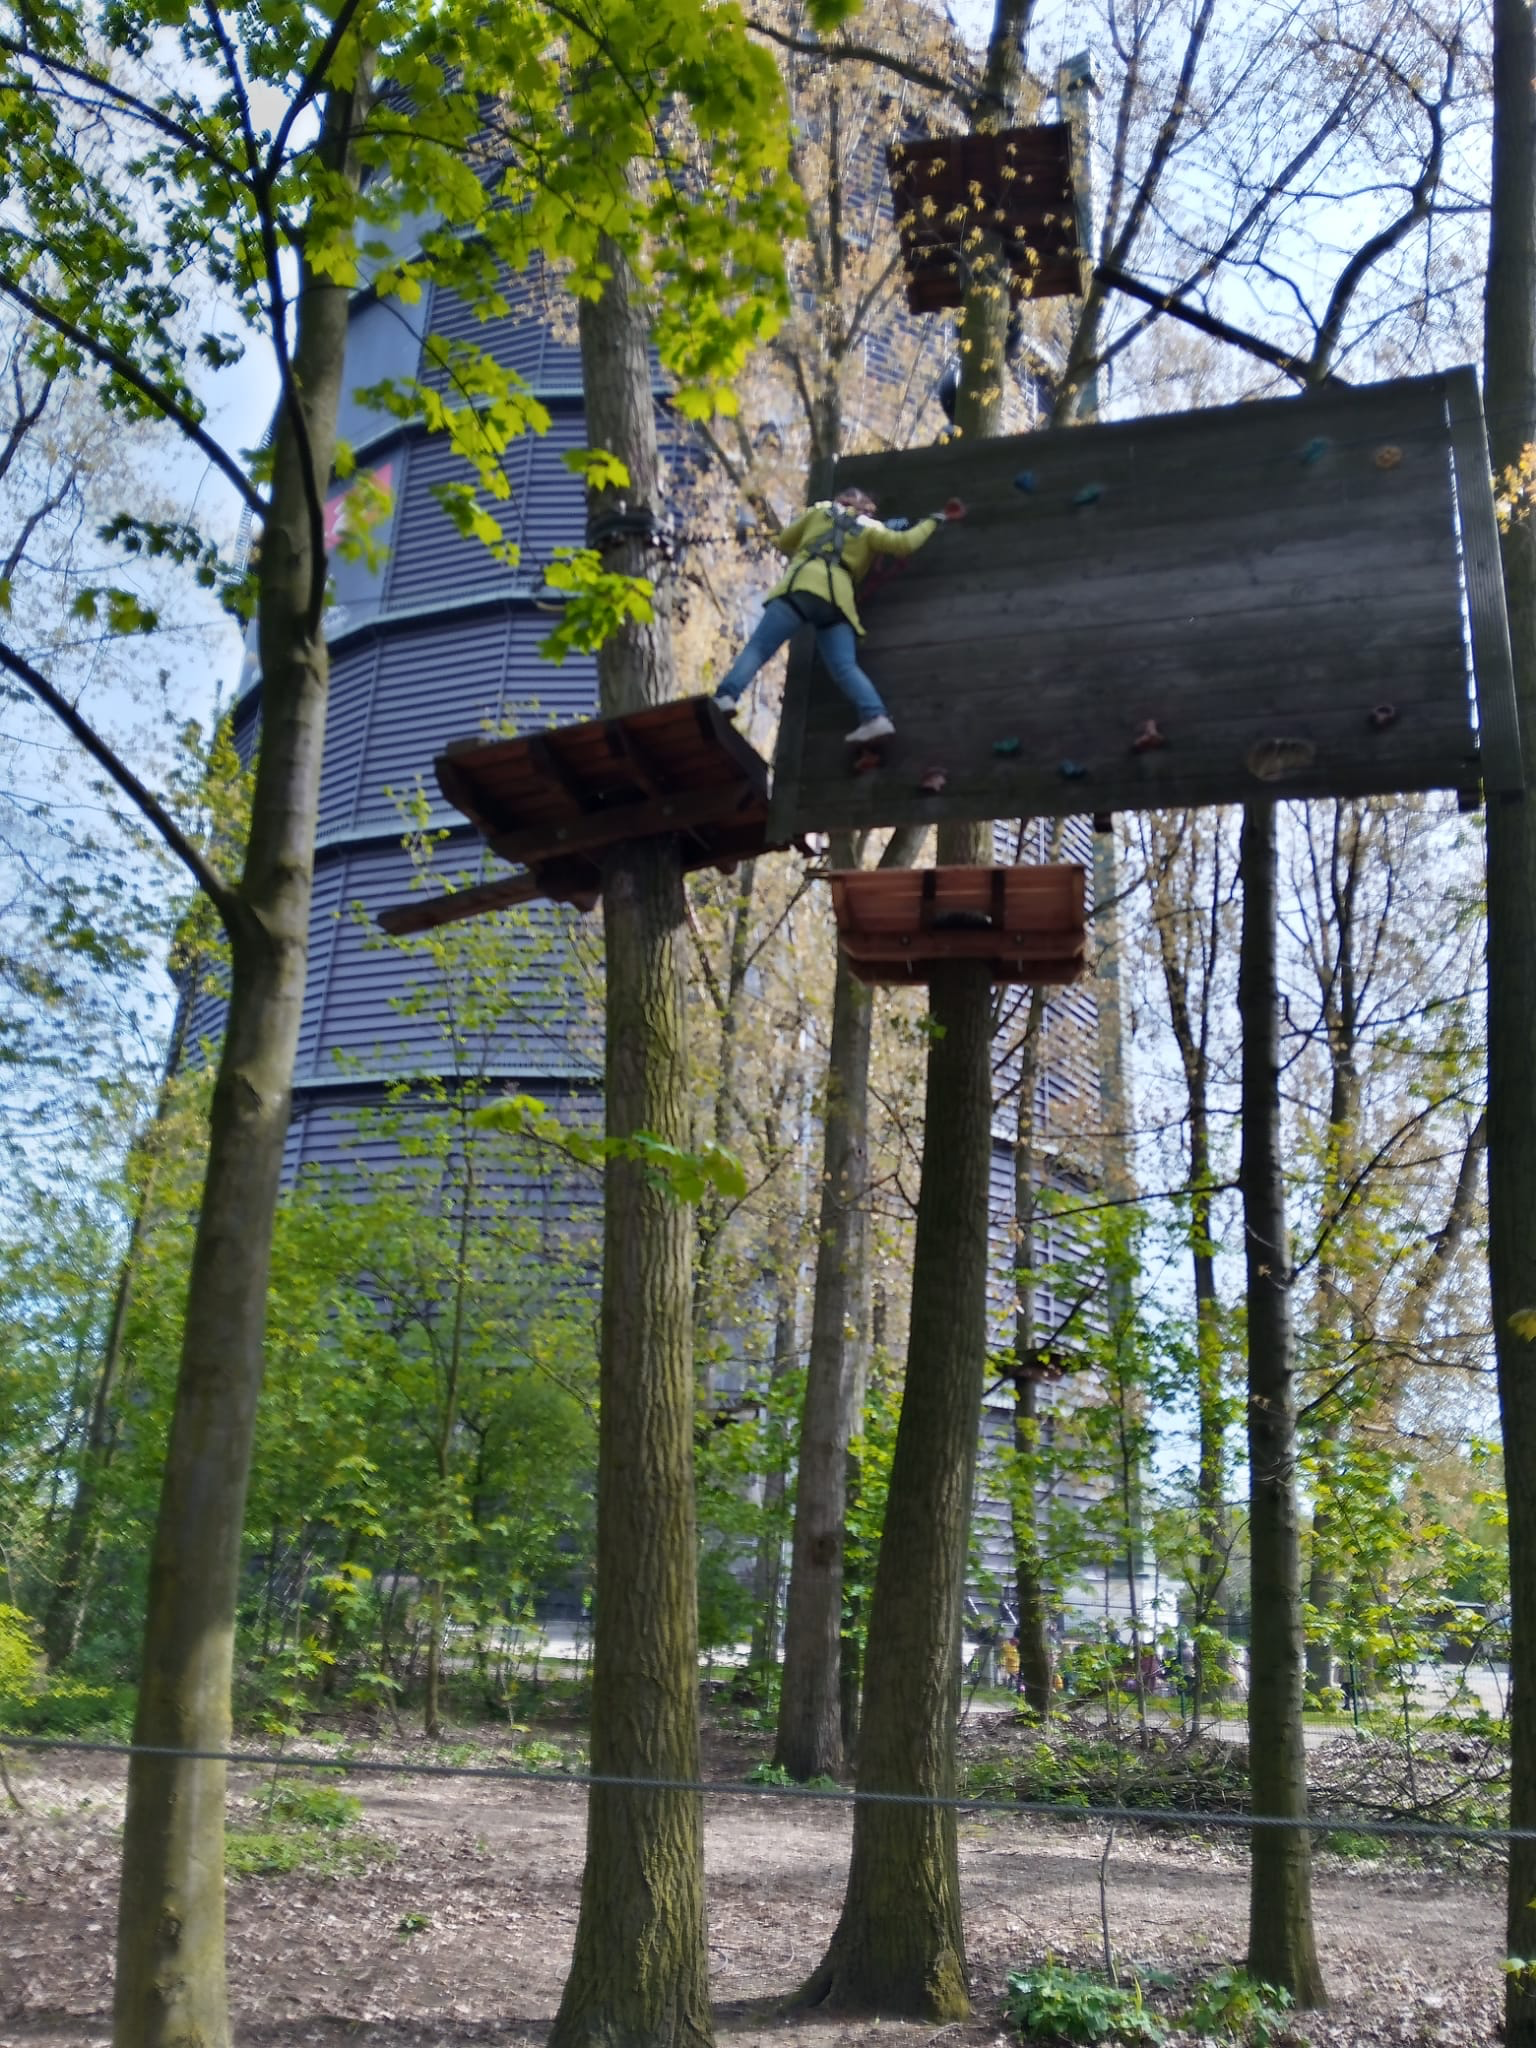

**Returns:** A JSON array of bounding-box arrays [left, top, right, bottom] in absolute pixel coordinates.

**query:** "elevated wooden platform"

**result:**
[[887, 125, 1083, 312], [377, 697, 781, 935], [829, 866, 1087, 986]]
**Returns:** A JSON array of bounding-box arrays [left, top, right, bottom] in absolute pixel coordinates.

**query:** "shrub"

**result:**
[[1004, 1962, 1168, 2045], [1182, 1967, 1295, 2044], [268, 1780, 363, 1828]]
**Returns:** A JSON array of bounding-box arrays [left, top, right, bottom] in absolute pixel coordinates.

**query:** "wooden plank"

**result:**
[[487, 783, 763, 867], [1444, 364, 1522, 795], [376, 871, 545, 935], [843, 951, 1086, 987], [840, 929, 1086, 961]]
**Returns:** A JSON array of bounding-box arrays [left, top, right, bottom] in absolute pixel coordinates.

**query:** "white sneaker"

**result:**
[[845, 715, 894, 745], [714, 693, 741, 720]]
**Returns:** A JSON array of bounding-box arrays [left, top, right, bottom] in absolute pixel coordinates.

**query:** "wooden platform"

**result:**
[[828, 866, 1087, 986], [887, 125, 1083, 312], [769, 369, 1519, 841], [377, 697, 780, 935]]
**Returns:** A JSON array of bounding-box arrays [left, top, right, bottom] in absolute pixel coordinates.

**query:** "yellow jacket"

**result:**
[[768, 501, 941, 635]]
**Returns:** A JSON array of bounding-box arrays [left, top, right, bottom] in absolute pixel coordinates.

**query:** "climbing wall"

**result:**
[[766, 368, 1517, 841]]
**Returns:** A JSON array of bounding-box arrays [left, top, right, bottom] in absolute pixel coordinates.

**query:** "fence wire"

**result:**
[[1, 1733, 1522, 1846]]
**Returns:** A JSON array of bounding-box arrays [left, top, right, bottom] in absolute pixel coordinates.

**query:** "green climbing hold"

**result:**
[[1072, 483, 1103, 507], [1300, 437, 1330, 465], [993, 736, 1022, 756], [1059, 759, 1088, 781]]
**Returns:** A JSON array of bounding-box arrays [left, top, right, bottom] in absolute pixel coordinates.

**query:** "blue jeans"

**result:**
[[715, 597, 886, 722]]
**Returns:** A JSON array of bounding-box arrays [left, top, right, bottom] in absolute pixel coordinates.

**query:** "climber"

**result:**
[[714, 487, 967, 745]]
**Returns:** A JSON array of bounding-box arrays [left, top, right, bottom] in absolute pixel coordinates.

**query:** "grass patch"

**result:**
[[226, 1779, 391, 1879]]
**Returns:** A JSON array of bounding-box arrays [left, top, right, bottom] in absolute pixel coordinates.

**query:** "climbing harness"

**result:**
[[782, 503, 864, 623]]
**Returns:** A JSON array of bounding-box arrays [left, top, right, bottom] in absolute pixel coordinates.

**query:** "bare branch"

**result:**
[[0, 638, 239, 924]]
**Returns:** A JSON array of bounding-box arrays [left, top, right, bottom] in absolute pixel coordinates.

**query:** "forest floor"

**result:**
[[0, 1718, 1500, 2048]]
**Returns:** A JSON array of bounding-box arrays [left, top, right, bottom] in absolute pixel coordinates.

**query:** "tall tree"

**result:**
[[1238, 801, 1325, 2006], [548, 235, 713, 2048], [0, 5, 809, 2041], [1482, 0, 1536, 2034], [798, 0, 1029, 2013]]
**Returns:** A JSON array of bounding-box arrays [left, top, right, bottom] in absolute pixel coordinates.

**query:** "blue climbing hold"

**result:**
[[993, 736, 1022, 757], [1013, 469, 1037, 493], [1059, 759, 1088, 781], [1300, 437, 1330, 466]]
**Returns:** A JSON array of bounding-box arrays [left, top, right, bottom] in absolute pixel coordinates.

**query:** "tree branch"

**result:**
[[745, 18, 968, 110], [0, 270, 264, 516], [1094, 264, 1332, 385], [0, 638, 239, 924]]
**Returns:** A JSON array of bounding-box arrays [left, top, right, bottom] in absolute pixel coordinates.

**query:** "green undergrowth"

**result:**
[[225, 1778, 393, 1880], [965, 1728, 1250, 1817], [1004, 1961, 1297, 2046]]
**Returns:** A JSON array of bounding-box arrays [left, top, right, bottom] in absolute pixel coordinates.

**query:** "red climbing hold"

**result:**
[[852, 745, 884, 775], [1131, 719, 1167, 753], [1368, 703, 1398, 730]]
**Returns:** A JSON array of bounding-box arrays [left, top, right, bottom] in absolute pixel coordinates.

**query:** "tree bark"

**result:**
[[1484, 2, 1536, 2035], [796, 956, 993, 2017], [1012, 979, 1054, 1719], [1239, 801, 1325, 2008], [798, 7, 1027, 2002], [776, 880, 873, 1779], [110, 81, 362, 2048], [548, 235, 711, 2048]]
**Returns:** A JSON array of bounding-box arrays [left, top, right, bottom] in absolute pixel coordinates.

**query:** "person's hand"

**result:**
[[942, 496, 968, 521]]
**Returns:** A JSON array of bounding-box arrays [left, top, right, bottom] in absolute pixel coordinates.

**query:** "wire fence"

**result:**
[[0, 1733, 1522, 1847]]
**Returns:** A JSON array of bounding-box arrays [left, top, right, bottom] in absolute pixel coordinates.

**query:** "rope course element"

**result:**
[[0, 1734, 1522, 1846]]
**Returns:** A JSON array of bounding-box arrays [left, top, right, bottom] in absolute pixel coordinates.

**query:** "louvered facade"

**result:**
[[220, 263, 610, 1180], [215, 218, 1143, 1644]]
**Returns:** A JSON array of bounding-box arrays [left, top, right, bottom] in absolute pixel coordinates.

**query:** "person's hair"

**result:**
[[834, 487, 878, 515]]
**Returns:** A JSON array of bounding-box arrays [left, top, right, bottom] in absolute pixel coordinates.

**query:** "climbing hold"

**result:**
[[1368, 703, 1398, 730], [1131, 719, 1167, 754], [917, 765, 948, 794], [1013, 469, 1037, 493], [1072, 483, 1103, 507], [851, 746, 883, 776], [1246, 736, 1318, 782], [992, 736, 1022, 757], [1058, 759, 1088, 781], [1300, 437, 1330, 466], [1374, 445, 1403, 470]]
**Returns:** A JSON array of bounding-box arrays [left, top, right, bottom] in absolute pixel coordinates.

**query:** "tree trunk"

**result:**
[[45, 995, 197, 1667], [776, 851, 873, 1780], [1012, 978, 1054, 1719], [110, 83, 361, 2048], [1484, 3, 1536, 2035], [799, 8, 1027, 2001], [748, 1272, 798, 1677], [796, 953, 993, 2018], [548, 235, 711, 2048], [777, 827, 923, 1779], [1238, 801, 1325, 2008]]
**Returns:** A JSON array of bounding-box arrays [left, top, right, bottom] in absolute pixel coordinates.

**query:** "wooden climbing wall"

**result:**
[[766, 369, 1517, 842]]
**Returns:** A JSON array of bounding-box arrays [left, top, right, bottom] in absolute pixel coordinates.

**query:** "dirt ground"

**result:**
[[0, 1739, 1501, 2048]]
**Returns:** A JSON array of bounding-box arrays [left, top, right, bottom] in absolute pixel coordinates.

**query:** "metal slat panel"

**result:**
[[352, 615, 514, 832], [296, 842, 600, 1084], [317, 642, 379, 840], [425, 271, 548, 389], [386, 434, 531, 609]]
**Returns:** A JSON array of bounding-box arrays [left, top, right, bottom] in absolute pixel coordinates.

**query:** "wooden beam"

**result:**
[[377, 871, 545, 935]]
